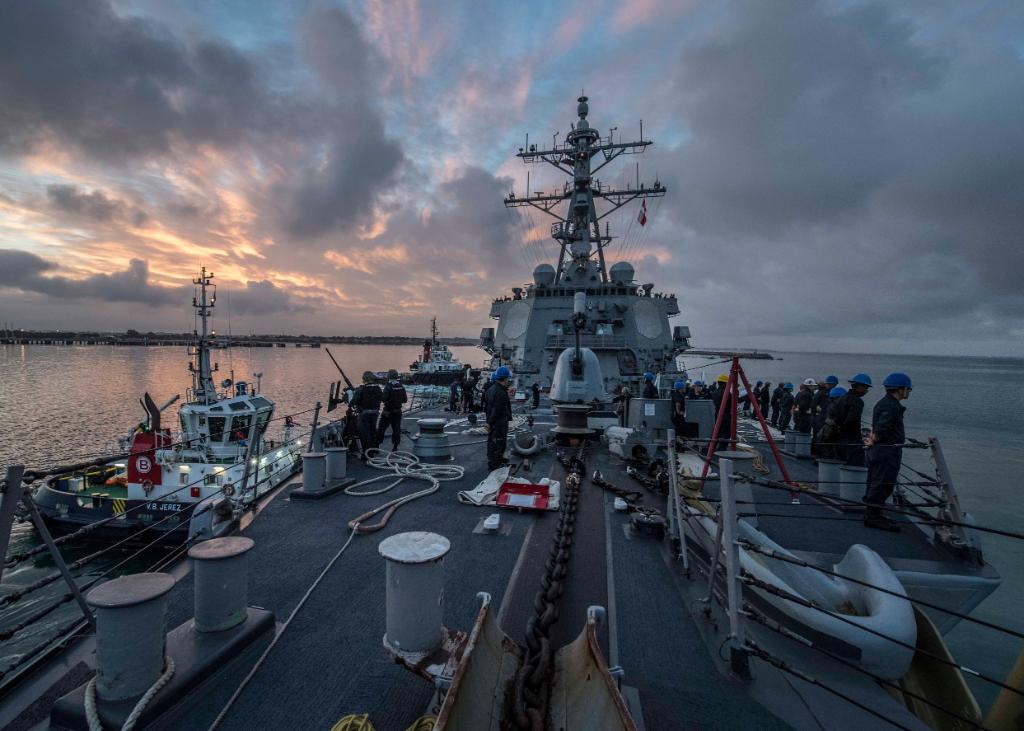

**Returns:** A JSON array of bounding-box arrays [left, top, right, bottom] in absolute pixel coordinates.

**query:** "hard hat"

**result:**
[[693, 380, 704, 386], [644, 371, 655, 381], [849, 373, 872, 387], [387, 369, 399, 380], [716, 374, 729, 383], [495, 365, 512, 380], [755, 380, 763, 386], [783, 382, 793, 389], [674, 380, 686, 389], [802, 378, 816, 387], [883, 372, 912, 389], [825, 375, 839, 386], [362, 370, 375, 382], [829, 386, 847, 398]]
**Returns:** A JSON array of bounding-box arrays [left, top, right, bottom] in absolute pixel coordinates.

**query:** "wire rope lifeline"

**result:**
[[742, 606, 992, 729], [85, 656, 176, 731]]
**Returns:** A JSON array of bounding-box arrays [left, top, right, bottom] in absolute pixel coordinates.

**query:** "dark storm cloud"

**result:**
[[655, 0, 1024, 348], [46, 185, 148, 226], [0, 249, 177, 305], [0, 0, 271, 160], [226, 280, 313, 316], [0, 0, 402, 240]]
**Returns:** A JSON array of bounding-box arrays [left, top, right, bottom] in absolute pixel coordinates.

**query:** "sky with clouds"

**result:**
[[0, 0, 1022, 355]]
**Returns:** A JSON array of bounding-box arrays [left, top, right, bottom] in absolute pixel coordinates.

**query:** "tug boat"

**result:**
[[406, 317, 465, 385], [32, 269, 304, 543]]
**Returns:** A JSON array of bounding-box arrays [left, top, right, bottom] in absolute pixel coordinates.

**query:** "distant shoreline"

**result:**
[[0, 330, 478, 347]]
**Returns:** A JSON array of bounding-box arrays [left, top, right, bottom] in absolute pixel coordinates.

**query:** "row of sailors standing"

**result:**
[[654, 370, 913, 533]]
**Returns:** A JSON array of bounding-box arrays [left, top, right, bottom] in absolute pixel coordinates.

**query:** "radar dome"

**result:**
[[533, 263, 556, 287], [609, 262, 634, 284]]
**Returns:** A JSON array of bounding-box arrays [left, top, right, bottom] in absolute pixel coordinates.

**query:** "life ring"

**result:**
[[142, 479, 154, 494], [222, 483, 235, 497]]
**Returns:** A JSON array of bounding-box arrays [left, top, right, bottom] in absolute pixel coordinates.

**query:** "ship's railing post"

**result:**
[[307, 401, 322, 452], [0, 465, 27, 584], [719, 457, 749, 678], [929, 437, 980, 556], [665, 429, 688, 571]]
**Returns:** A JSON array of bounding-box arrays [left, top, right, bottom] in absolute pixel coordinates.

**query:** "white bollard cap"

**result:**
[[378, 531, 451, 564]]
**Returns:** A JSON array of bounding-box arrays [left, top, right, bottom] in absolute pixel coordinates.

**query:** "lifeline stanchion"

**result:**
[[719, 456, 749, 678]]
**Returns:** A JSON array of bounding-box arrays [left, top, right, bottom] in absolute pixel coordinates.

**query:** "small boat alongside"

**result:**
[[32, 269, 305, 544], [406, 318, 465, 385]]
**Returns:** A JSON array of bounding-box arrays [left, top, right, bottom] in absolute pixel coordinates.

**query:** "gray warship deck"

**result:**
[[16, 403, 996, 730]]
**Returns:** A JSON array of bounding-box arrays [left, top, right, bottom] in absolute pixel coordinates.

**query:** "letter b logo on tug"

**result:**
[[127, 432, 163, 486]]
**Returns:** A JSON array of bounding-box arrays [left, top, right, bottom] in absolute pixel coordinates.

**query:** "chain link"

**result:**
[[511, 443, 586, 730]]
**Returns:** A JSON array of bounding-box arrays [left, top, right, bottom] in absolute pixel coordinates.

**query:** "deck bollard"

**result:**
[[301, 452, 327, 493], [783, 430, 796, 452], [325, 447, 348, 483], [839, 465, 869, 507], [189, 536, 254, 632], [379, 531, 451, 654], [87, 573, 175, 701], [818, 459, 844, 497], [412, 419, 451, 462], [793, 431, 812, 458]]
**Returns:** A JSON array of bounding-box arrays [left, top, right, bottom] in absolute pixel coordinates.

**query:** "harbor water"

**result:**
[[1, 343, 1021, 706]]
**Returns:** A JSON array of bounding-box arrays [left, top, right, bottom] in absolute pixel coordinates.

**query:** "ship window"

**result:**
[[204, 474, 217, 486], [250, 396, 272, 409], [208, 417, 227, 442], [210, 405, 224, 412], [229, 415, 252, 442], [229, 401, 249, 411]]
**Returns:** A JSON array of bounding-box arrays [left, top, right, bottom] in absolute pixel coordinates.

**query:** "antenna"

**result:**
[[504, 97, 666, 284]]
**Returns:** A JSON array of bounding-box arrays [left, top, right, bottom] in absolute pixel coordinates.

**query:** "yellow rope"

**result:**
[[331, 714, 375, 731]]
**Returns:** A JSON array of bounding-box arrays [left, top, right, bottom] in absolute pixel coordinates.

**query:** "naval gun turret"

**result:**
[[550, 292, 605, 404]]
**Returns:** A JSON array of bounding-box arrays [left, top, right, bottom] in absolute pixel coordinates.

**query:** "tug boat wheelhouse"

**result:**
[[33, 269, 304, 543]]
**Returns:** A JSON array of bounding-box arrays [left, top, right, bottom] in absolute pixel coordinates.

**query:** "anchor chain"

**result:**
[[512, 444, 586, 730]]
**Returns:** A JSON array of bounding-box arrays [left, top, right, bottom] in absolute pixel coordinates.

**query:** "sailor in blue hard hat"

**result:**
[[484, 366, 513, 471], [815, 386, 849, 460], [671, 379, 687, 439], [642, 371, 658, 399], [863, 373, 912, 531], [822, 373, 872, 467], [812, 377, 839, 454], [769, 382, 785, 428], [777, 383, 795, 432]]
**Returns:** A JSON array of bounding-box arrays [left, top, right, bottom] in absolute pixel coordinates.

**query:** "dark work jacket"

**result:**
[[829, 392, 865, 440], [671, 390, 686, 417], [779, 391, 795, 412], [794, 389, 813, 417], [643, 382, 658, 399], [770, 387, 784, 409], [350, 384, 383, 412], [872, 394, 906, 445], [812, 388, 831, 427], [382, 381, 408, 413], [484, 381, 511, 425]]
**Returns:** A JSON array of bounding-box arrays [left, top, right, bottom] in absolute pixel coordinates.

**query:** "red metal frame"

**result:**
[[699, 356, 798, 500]]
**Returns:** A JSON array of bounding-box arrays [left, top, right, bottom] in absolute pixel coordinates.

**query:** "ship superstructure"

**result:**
[[481, 96, 690, 391]]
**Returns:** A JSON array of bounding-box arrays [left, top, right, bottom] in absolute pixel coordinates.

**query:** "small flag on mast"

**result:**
[[637, 199, 647, 226]]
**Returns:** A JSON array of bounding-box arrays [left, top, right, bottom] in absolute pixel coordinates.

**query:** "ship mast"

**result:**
[[190, 267, 217, 404], [431, 317, 438, 345], [505, 96, 665, 284]]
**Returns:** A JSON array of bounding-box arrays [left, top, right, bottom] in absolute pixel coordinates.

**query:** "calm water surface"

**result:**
[[1, 344, 1021, 706]]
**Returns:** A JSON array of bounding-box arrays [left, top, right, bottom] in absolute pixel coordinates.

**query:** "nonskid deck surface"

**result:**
[[155, 407, 782, 730]]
